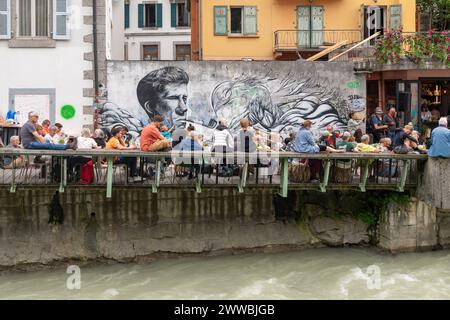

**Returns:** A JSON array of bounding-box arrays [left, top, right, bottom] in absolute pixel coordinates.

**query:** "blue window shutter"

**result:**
[[138, 4, 144, 28], [214, 6, 228, 35], [171, 3, 176, 27], [156, 3, 163, 28], [124, 3, 130, 29]]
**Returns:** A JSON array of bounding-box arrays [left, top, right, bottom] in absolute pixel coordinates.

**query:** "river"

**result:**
[[1, 248, 450, 299]]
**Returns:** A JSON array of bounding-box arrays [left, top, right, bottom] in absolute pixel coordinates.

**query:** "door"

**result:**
[[296, 6, 310, 48], [396, 81, 419, 128]]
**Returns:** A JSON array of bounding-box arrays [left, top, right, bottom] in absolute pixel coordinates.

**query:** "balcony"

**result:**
[[274, 29, 362, 51]]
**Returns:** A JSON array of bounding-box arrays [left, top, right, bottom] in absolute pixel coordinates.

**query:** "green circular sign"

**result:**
[[60, 105, 76, 120]]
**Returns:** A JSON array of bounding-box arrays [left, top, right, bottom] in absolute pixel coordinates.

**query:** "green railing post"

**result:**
[[152, 159, 161, 193], [397, 159, 410, 192], [319, 160, 331, 193], [59, 157, 67, 193], [106, 156, 113, 198], [196, 157, 202, 193], [279, 157, 289, 198], [359, 160, 370, 192], [10, 156, 16, 193], [238, 161, 248, 193]]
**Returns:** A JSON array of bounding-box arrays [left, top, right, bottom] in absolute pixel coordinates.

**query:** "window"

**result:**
[[175, 44, 190, 61], [138, 3, 162, 28], [171, 1, 190, 28], [214, 6, 257, 36], [18, 0, 50, 37], [142, 44, 159, 60], [230, 7, 242, 34], [144, 3, 156, 28], [0, 0, 11, 39]]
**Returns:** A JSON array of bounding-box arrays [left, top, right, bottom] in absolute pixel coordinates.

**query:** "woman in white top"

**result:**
[[68, 128, 99, 182], [77, 128, 99, 149], [212, 119, 234, 165]]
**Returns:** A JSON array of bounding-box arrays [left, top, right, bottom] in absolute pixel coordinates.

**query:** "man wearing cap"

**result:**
[[20, 111, 74, 150], [370, 107, 388, 143]]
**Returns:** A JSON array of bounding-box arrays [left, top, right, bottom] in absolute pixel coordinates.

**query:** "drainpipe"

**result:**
[[198, 0, 202, 60], [93, 0, 99, 98]]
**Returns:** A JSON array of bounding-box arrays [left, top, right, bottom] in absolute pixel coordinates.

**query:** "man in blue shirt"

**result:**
[[428, 117, 450, 158]]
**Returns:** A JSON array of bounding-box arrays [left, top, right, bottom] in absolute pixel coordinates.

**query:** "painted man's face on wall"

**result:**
[[156, 83, 188, 128]]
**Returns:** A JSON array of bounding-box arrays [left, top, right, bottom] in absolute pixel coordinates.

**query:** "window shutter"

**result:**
[[156, 3, 162, 28], [171, 3, 176, 27], [214, 6, 227, 35], [124, 3, 129, 28], [390, 5, 402, 31], [0, 0, 11, 39], [243, 6, 257, 35], [138, 4, 144, 28], [53, 0, 70, 40]]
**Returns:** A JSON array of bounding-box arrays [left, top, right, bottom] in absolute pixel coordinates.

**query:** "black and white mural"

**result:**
[[99, 61, 366, 140]]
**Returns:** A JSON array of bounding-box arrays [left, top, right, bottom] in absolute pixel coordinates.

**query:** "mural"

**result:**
[[98, 62, 366, 141]]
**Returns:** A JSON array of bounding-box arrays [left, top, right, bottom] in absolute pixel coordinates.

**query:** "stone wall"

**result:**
[[2, 178, 450, 268], [418, 158, 450, 211]]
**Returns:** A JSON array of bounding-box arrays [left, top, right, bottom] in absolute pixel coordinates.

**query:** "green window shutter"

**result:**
[[390, 5, 402, 31], [124, 3, 130, 29], [171, 3, 176, 27], [138, 4, 144, 28], [0, 0, 11, 39], [214, 6, 227, 35], [156, 3, 162, 28], [243, 6, 257, 35]]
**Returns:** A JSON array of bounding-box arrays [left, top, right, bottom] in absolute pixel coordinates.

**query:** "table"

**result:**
[[0, 124, 22, 146]]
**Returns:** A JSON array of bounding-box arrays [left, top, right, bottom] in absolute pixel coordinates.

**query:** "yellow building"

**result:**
[[200, 0, 416, 60]]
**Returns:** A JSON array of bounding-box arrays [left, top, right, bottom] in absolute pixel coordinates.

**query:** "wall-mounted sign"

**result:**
[[60, 104, 76, 120]]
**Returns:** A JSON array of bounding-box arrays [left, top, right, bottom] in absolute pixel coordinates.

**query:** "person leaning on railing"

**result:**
[[106, 126, 145, 183], [20, 111, 75, 151]]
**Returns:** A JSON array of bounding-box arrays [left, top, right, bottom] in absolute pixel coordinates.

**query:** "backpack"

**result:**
[[79, 160, 94, 184]]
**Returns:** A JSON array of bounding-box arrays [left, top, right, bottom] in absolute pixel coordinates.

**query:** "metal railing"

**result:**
[[274, 29, 362, 50], [0, 149, 427, 198]]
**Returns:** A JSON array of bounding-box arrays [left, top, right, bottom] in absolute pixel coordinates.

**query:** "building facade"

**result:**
[[196, 0, 416, 61], [0, 0, 110, 135], [116, 0, 191, 61]]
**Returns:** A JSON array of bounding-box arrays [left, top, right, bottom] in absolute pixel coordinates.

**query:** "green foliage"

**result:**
[[353, 192, 411, 226], [417, 0, 450, 31], [376, 30, 450, 67]]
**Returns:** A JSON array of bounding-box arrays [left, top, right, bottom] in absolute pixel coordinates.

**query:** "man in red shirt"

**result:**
[[140, 115, 170, 151]]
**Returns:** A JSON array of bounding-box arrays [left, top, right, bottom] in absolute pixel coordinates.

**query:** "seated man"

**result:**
[[428, 117, 450, 158], [20, 111, 73, 150], [292, 120, 343, 181], [140, 115, 170, 152], [106, 127, 145, 182], [356, 135, 381, 153], [2, 136, 26, 168]]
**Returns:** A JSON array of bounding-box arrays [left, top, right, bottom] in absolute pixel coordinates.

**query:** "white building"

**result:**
[[0, 0, 110, 135], [114, 0, 191, 61]]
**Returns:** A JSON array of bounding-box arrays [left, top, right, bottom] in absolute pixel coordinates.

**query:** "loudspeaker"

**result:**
[[398, 92, 411, 112]]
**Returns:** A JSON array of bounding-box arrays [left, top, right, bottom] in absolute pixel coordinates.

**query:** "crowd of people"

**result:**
[[0, 108, 449, 184]]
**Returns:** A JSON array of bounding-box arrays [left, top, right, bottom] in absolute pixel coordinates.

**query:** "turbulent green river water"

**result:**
[[1, 248, 450, 299]]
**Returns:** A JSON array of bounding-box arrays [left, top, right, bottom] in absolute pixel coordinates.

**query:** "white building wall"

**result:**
[[123, 0, 191, 61], [111, 0, 125, 60], [0, 0, 93, 136]]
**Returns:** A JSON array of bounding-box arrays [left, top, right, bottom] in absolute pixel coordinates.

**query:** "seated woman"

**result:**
[[106, 126, 145, 183], [292, 120, 343, 181]]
